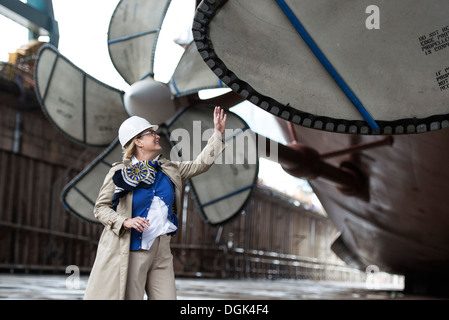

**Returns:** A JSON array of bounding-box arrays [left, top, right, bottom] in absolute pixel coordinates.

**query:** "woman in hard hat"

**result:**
[[84, 106, 227, 300]]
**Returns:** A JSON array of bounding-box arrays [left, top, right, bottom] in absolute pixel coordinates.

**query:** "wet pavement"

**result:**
[[0, 273, 440, 300]]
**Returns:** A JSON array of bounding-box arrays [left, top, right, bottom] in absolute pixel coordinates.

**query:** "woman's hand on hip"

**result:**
[[123, 217, 150, 233]]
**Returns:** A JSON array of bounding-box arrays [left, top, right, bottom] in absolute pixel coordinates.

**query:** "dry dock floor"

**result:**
[[0, 273, 443, 300]]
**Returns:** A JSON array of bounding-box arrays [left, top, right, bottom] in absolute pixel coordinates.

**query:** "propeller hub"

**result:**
[[124, 78, 176, 125]]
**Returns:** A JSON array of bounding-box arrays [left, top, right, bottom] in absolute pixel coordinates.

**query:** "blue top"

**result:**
[[129, 170, 178, 251]]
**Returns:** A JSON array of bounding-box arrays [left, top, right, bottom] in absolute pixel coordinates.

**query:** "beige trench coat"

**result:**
[[84, 134, 226, 299]]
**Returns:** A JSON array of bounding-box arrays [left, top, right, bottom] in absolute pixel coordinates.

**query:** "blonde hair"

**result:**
[[122, 139, 137, 161]]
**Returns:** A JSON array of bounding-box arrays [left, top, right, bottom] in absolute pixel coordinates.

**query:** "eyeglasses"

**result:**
[[139, 130, 158, 138]]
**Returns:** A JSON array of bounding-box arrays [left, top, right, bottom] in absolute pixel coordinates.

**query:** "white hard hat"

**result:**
[[118, 116, 159, 147]]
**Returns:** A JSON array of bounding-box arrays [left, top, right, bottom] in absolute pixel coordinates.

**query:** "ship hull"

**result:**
[[287, 124, 449, 275]]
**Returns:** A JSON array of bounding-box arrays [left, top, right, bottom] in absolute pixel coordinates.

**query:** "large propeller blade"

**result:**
[[107, 0, 171, 84], [168, 41, 228, 97], [34, 44, 128, 147], [194, 0, 449, 135], [166, 105, 258, 225]]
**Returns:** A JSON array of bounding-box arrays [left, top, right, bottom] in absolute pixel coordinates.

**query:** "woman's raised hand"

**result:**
[[213, 106, 227, 137]]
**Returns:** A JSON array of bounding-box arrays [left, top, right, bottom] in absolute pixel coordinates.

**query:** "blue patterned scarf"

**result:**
[[111, 160, 158, 210]]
